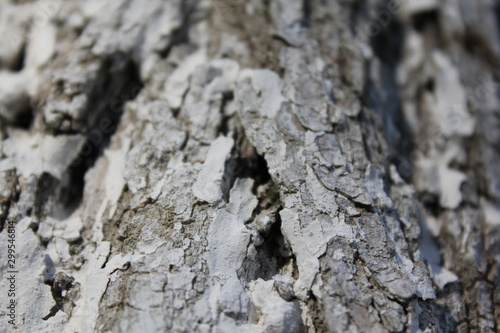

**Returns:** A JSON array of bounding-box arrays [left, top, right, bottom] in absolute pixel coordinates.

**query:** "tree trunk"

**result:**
[[0, 0, 499, 332]]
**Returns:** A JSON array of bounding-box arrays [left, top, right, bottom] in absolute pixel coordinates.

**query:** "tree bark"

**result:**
[[0, 0, 499, 332]]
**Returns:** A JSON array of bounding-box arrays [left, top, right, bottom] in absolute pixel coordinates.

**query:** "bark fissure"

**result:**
[[0, 0, 499, 332]]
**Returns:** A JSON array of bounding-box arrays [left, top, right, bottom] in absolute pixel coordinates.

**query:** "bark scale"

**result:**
[[0, 0, 499, 332]]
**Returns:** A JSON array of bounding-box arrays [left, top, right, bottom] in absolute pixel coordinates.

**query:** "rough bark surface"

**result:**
[[0, 0, 499, 332]]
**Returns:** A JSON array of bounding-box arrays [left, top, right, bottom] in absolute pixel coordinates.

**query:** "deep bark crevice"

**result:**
[[54, 57, 142, 218], [238, 206, 296, 284], [364, 16, 415, 183], [159, 0, 199, 58]]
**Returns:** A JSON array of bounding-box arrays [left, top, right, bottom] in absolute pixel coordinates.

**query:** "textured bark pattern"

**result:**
[[0, 0, 499, 332]]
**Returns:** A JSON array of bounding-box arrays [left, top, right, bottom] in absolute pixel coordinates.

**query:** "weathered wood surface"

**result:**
[[0, 0, 499, 332]]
